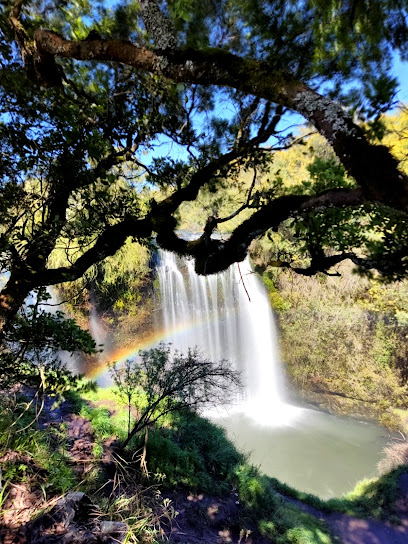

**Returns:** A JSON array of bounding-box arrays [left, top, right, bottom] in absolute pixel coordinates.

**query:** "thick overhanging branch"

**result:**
[[2, 106, 285, 294], [7, 16, 408, 286], [157, 188, 367, 274], [26, 187, 366, 286], [26, 29, 408, 213], [263, 245, 408, 279], [10, 3, 62, 87], [32, 217, 151, 286], [268, 252, 372, 277]]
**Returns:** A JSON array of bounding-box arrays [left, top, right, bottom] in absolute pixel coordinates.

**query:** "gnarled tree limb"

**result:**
[[28, 29, 408, 212]]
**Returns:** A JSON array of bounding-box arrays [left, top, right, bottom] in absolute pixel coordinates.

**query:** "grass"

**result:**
[[146, 413, 244, 493], [96, 485, 178, 544], [4, 387, 408, 544], [68, 389, 245, 493], [0, 396, 77, 496], [233, 464, 332, 544], [265, 464, 408, 521]]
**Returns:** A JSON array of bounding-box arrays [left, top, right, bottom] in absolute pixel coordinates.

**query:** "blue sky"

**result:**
[[392, 56, 408, 104]]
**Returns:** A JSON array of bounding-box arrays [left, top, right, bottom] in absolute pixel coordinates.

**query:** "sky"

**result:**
[[392, 56, 408, 105]]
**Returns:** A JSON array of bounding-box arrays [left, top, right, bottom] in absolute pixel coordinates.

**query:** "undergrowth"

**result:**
[[267, 464, 408, 521], [252, 255, 408, 429], [0, 395, 77, 497], [3, 387, 408, 544], [69, 388, 334, 543], [234, 464, 332, 544]]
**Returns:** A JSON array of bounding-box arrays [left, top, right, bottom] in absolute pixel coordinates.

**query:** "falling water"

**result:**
[[154, 250, 389, 498], [156, 250, 303, 425]]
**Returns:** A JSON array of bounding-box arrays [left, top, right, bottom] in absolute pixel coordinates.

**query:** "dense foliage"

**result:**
[[0, 289, 95, 391]]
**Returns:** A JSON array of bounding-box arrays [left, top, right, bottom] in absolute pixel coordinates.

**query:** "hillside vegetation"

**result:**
[[253, 253, 408, 428]]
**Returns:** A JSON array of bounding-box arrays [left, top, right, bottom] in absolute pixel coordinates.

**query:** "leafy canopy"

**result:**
[[0, 0, 407, 342]]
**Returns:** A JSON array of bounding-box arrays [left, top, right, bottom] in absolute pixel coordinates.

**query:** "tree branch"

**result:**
[[29, 30, 408, 212], [214, 167, 258, 225], [26, 185, 369, 287], [32, 217, 151, 286], [10, 5, 62, 87], [158, 187, 367, 274]]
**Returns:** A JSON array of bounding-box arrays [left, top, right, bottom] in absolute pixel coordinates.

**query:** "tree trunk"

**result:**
[[0, 272, 33, 344]]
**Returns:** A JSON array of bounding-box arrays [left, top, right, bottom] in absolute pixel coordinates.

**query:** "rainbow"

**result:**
[[86, 305, 237, 380], [86, 328, 167, 379]]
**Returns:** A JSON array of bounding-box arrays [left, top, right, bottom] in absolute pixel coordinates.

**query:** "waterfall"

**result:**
[[156, 250, 303, 426]]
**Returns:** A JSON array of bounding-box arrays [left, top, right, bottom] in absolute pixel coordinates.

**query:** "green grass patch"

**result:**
[[146, 412, 244, 494], [326, 465, 408, 519], [79, 404, 121, 439], [264, 465, 408, 521], [68, 387, 135, 442], [0, 397, 77, 496], [234, 464, 332, 544]]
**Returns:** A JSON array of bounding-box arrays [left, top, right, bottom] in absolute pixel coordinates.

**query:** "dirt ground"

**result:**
[[285, 474, 408, 544]]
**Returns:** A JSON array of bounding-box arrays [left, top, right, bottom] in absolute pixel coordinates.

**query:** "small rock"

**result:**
[[99, 521, 128, 543], [99, 521, 128, 534]]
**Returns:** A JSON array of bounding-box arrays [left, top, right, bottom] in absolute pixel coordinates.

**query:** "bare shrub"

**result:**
[[110, 344, 242, 449], [378, 441, 408, 475]]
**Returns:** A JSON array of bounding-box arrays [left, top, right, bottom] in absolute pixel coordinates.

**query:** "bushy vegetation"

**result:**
[[0, 287, 96, 396], [52, 238, 153, 316], [0, 395, 77, 497], [234, 464, 332, 544], [109, 344, 241, 447], [252, 254, 408, 428], [146, 415, 243, 493], [268, 462, 408, 523]]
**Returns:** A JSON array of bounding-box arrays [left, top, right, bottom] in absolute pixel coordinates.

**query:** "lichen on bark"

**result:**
[[294, 90, 356, 142], [139, 0, 177, 50]]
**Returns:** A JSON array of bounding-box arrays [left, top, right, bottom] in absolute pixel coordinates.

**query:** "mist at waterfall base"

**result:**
[[87, 251, 388, 499]]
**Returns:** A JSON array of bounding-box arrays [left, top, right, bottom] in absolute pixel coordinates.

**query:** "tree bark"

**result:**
[[0, 271, 34, 344]]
